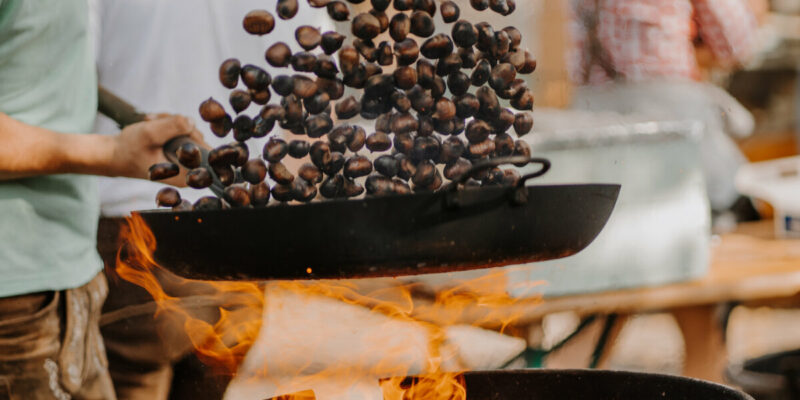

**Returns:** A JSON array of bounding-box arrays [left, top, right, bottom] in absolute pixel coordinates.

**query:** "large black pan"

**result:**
[[458, 370, 752, 400], [98, 87, 619, 281]]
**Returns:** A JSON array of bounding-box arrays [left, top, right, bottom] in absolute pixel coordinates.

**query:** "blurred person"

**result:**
[[90, 1, 331, 398], [566, 0, 762, 213], [0, 0, 199, 398]]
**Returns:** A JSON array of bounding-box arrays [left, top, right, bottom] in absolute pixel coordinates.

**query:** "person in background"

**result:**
[[0, 0, 199, 398], [90, 1, 331, 398], [566, 0, 762, 215]]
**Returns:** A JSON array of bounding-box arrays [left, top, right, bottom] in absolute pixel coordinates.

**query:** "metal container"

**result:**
[[461, 369, 752, 399]]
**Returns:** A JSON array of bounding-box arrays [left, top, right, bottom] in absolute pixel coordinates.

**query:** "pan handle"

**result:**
[[97, 86, 226, 198], [445, 156, 551, 208], [448, 156, 551, 188]]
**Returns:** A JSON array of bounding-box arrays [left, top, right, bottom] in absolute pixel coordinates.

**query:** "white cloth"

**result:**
[[91, 0, 333, 215], [225, 285, 527, 400]]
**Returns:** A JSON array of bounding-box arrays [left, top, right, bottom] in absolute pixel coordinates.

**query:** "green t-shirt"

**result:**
[[0, 0, 102, 297]]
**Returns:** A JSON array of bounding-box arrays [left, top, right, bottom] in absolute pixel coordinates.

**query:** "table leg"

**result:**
[[672, 305, 727, 383], [594, 314, 629, 369]]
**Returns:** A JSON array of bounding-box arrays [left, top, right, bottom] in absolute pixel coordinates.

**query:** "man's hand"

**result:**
[[107, 115, 206, 184], [0, 112, 206, 183]]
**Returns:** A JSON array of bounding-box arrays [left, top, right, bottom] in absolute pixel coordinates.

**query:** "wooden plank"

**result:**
[[407, 221, 800, 328]]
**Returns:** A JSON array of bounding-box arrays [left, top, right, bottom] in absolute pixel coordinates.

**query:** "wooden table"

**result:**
[[535, 220, 800, 382], [405, 220, 800, 382]]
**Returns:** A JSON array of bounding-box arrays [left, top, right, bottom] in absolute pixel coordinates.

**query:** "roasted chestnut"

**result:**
[[288, 140, 311, 158], [510, 88, 534, 111], [512, 140, 530, 166], [241, 64, 271, 91], [452, 20, 478, 48], [374, 155, 400, 177], [470, 0, 489, 11], [233, 115, 254, 142], [343, 155, 373, 178], [250, 182, 271, 207], [444, 157, 471, 180], [320, 174, 345, 198], [297, 182, 326, 204], [436, 53, 462, 76], [176, 142, 202, 169], [393, 66, 418, 90], [291, 179, 318, 202], [271, 183, 294, 202], [410, 11, 435, 38], [229, 90, 251, 114], [335, 96, 361, 120], [389, 13, 410, 42], [272, 75, 295, 96], [352, 13, 381, 40], [447, 71, 471, 96], [440, 1, 460, 23], [148, 163, 180, 181], [394, 39, 420, 66], [393, 0, 413, 11], [296, 26, 322, 51], [277, 0, 299, 19], [420, 34, 454, 59], [291, 52, 317, 72], [194, 196, 223, 211], [514, 112, 533, 137], [493, 132, 515, 157], [219, 58, 241, 89], [395, 153, 417, 180], [412, 135, 441, 161], [322, 152, 345, 175], [210, 115, 233, 138], [321, 31, 346, 55], [326, 1, 350, 21], [298, 163, 323, 183], [243, 10, 275, 35], [268, 161, 295, 184], [348, 126, 367, 152], [440, 136, 465, 164], [366, 131, 392, 152], [465, 119, 492, 144], [304, 91, 330, 115], [262, 138, 288, 163], [223, 185, 251, 207], [156, 187, 181, 207], [199, 98, 226, 122]]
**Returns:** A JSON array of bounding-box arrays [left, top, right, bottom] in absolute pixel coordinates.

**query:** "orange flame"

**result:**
[[116, 214, 264, 374], [117, 214, 543, 399]]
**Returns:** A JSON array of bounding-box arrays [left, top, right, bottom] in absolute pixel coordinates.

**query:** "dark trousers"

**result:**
[[0, 273, 116, 400], [97, 219, 262, 400]]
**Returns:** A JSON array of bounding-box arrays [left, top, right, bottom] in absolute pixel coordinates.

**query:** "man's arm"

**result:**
[[692, 0, 759, 67], [0, 112, 203, 182]]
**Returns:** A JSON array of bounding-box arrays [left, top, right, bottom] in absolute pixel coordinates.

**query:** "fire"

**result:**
[[117, 214, 542, 399], [116, 214, 264, 374]]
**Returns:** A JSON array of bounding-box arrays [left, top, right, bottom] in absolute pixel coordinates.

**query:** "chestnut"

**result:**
[[199, 98, 226, 122], [296, 26, 322, 51], [219, 59, 241, 89], [277, 0, 299, 19], [177, 142, 202, 169], [148, 163, 179, 181], [243, 10, 275, 35], [156, 187, 181, 208]]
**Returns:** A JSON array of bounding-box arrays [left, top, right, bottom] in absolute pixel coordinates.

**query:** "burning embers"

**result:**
[[149, 0, 538, 210], [117, 215, 541, 399]]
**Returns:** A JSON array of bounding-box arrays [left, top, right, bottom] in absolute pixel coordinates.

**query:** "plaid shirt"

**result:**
[[567, 0, 758, 85]]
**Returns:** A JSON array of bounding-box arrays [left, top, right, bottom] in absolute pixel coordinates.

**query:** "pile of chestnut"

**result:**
[[150, 0, 537, 211]]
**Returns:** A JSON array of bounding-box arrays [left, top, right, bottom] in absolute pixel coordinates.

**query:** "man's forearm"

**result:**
[[0, 113, 117, 180]]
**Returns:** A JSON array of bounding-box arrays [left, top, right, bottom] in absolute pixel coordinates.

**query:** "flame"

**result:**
[[116, 214, 264, 374], [117, 214, 543, 399]]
